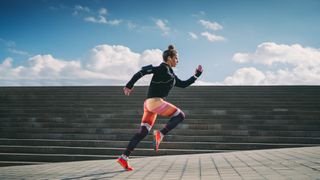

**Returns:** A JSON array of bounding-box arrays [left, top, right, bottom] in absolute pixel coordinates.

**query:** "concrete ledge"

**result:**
[[0, 146, 319, 180]]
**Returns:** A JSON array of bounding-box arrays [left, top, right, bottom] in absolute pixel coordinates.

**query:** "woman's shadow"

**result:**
[[62, 169, 126, 180]]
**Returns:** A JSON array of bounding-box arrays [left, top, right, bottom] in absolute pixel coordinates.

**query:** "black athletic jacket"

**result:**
[[126, 62, 197, 98]]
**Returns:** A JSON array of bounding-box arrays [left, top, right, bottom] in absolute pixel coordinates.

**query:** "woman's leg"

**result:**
[[123, 102, 157, 157], [151, 99, 185, 135], [147, 99, 185, 151], [118, 101, 157, 170]]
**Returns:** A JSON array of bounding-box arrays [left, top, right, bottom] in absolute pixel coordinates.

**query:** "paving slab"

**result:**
[[0, 146, 319, 180]]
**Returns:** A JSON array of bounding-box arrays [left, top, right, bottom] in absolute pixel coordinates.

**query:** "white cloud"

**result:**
[[73, 5, 90, 15], [84, 16, 97, 23], [84, 16, 107, 24], [194, 80, 220, 86], [199, 20, 223, 31], [74, 5, 90, 12], [226, 42, 320, 85], [0, 44, 162, 86], [192, 11, 206, 18], [8, 48, 32, 57], [84, 16, 121, 25], [201, 32, 225, 42], [155, 19, 170, 35], [223, 67, 266, 85], [189, 32, 198, 39], [98, 8, 107, 15], [108, 19, 122, 25], [74, 5, 121, 26], [1, 38, 32, 57], [233, 42, 320, 66]]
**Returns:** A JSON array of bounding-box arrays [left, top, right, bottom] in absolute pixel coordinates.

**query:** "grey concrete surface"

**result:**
[[0, 146, 319, 180]]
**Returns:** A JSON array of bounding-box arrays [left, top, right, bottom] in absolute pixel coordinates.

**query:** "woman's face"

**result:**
[[168, 55, 179, 67]]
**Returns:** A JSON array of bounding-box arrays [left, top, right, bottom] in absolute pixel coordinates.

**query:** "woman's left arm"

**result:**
[[175, 65, 203, 88]]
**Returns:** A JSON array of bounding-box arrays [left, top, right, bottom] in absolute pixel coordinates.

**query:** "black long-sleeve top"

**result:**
[[126, 62, 197, 98]]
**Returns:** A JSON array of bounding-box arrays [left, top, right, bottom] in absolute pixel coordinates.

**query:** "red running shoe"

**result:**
[[117, 155, 133, 171], [153, 130, 163, 151]]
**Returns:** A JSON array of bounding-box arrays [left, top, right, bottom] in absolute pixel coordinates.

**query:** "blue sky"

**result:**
[[1, 0, 320, 86]]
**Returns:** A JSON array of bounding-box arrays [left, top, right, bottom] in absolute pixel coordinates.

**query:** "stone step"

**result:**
[[2, 117, 320, 126], [15, 94, 312, 97], [0, 161, 47, 167], [1, 87, 317, 93], [0, 104, 320, 109], [2, 108, 320, 116], [0, 146, 225, 157], [1, 133, 319, 144], [1, 86, 319, 166], [1, 122, 319, 131], [2, 113, 320, 122], [1, 127, 320, 137], [2, 98, 320, 103], [0, 139, 316, 150], [0, 153, 121, 163], [1, 87, 318, 93]]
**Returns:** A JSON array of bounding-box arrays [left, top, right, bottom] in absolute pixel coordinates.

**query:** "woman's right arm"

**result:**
[[124, 65, 155, 95]]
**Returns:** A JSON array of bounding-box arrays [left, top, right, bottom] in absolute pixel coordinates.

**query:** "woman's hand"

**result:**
[[195, 65, 203, 78], [123, 87, 133, 96]]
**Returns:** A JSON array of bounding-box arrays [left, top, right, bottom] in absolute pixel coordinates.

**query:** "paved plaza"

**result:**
[[0, 146, 319, 180]]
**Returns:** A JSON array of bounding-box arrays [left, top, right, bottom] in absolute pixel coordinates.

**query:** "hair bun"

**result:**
[[168, 45, 175, 50]]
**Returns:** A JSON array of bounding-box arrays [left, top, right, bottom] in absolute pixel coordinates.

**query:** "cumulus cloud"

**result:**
[[225, 42, 320, 85], [194, 80, 220, 86], [155, 19, 170, 35], [199, 19, 223, 31], [223, 67, 266, 85], [201, 32, 225, 42], [0, 44, 163, 86], [233, 42, 320, 66]]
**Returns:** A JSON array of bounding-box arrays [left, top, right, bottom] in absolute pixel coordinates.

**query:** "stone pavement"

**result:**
[[0, 146, 319, 180]]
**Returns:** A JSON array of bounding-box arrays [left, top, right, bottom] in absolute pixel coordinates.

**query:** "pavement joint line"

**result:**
[[284, 149, 320, 164], [140, 156, 165, 180], [222, 154, 244, 180], [265, 150, 309, 178], [210, 154, 222, 179], [178, 157, 189, 180], [265, 149, 320, 178], [246, 151, 285, 177], [198, 157, 201, 179], [234, 153, 268, 179], [159, 156, 177, 180]]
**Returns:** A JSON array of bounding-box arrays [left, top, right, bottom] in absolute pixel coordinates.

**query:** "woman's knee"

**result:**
[[138, 125, 149, 138], [173, 109, 185, 120], [179, 110, 185, 119]]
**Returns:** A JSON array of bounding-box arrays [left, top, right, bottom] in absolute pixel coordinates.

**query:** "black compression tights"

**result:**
[[160, 112, 185, 135], [123, 126, 149, 157]]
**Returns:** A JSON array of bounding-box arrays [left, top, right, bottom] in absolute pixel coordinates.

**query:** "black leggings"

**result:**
[[123, 112, 185, 157]]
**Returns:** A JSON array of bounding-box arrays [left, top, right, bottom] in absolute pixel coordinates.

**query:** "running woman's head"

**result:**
[[163, 45, 178, 67]]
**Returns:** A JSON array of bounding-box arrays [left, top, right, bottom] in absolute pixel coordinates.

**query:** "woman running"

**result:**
[[117, 45, 203, 171]]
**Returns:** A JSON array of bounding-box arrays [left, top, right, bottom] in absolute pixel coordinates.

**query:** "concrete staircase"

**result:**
[[0, 86, 319, 166]]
